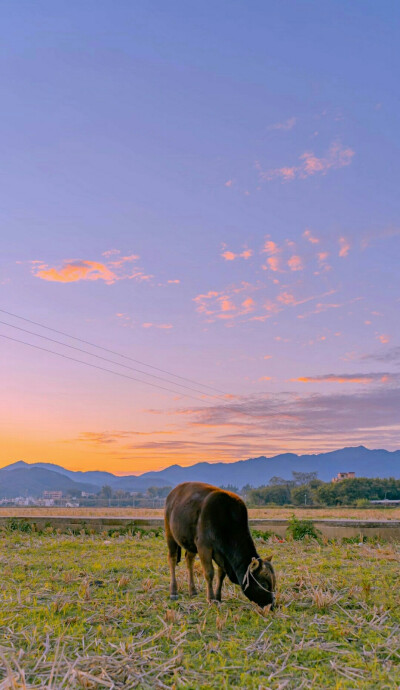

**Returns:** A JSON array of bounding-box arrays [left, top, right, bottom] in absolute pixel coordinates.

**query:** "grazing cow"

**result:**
[[164, 482, 276, 608]]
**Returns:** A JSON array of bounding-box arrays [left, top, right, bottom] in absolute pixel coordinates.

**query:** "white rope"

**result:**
[[242, 559, 274, 595]]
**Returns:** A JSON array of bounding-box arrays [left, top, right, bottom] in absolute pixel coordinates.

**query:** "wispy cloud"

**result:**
[[338, 237, 350, 258], [174, 385, 400, 457], [268, 117, 296, 131], [303, 229, 320, 244], [257, 141, 354, 183], [292, 373, 395, 385], [142, 322, 173, 330], [193, 283, 258, 322], [362, 347, 400, 364], [221, 246, 253, 261]]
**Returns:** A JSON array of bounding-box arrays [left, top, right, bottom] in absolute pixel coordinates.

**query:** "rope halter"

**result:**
[[242, 556, 275, 595]]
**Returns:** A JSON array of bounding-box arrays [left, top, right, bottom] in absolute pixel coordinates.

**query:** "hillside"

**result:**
[[0, 467, 98, 498], [1, 446, 400, 496], [138, 446, 400, 487]]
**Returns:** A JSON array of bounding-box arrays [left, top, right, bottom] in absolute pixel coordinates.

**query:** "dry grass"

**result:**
[[0, 529, 400, 688], [1, 505, 400, 520]]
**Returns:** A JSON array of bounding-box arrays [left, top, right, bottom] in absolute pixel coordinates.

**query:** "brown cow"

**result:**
[[164, 482, 276, 608]]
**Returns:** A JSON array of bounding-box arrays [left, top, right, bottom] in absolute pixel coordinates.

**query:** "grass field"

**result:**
[[1, 506, 400, 520], [1, 528, 400, 688]]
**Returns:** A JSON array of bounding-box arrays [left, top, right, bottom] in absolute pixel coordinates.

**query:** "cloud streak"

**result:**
[[293, 373, 395, 385], [258, 141, 354, 183]]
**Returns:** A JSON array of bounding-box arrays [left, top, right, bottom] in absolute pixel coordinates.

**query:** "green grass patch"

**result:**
[[0, 532, 400, 687]]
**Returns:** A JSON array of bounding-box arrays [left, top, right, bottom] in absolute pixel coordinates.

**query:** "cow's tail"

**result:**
[[176, 545, 182, 564]]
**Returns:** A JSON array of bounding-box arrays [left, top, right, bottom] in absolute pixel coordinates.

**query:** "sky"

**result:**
[[1, 1, 399, 474]]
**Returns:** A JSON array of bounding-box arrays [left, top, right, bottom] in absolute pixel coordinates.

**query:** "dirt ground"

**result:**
[[1, 506, 399, 520]]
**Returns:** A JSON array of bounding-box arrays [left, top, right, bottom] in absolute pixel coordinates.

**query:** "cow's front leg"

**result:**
[[197, 544, 216, 602]]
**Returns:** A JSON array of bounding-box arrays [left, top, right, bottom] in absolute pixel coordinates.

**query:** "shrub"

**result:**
[[286, 514, 321, 541], [5, 518, 32, 533]]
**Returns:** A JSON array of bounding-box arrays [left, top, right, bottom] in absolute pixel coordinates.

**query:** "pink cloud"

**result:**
[[221, 299, 236, 312], [269, 117, 296, 131], [108, 254, 140, 268], [288, 255, 303, 271], [377, 334, 390, 344], [265, 256, 281, 272], [259, 141, 354, 183], [221, 247, 253, 261], [33, 260, 117, 284], [303, 229, 320, 244], [263, 240, 280, 255], [225, 180, 233, 187], [242, 297, 255, 312], [194, 282, 259, 323], [293, 373, 392, 385], [167, 279, 180, 284], [221, 251, 237, 261], [31, 251, 153, 285], [339, 237, 350, 257], [277, 291, 296, 305], [142, 323, 173, 330]]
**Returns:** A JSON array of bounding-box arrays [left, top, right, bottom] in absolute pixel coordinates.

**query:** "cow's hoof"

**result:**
[[170, 594, 179, 600]]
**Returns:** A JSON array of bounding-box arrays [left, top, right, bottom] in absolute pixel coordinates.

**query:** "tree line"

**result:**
[[239, 474, 400, 507]]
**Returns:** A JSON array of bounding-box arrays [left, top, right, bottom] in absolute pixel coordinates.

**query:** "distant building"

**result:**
[[332, 471, 355, 483], [43, 490, 63, 500]]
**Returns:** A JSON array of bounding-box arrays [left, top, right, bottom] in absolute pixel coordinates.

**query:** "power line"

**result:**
[[0, 318, 225, 400], [0, 308, 227, 395], [0, 332, 208, 403]]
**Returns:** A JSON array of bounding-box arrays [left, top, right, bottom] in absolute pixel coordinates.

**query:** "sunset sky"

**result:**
[[1, 1, 399, 474]]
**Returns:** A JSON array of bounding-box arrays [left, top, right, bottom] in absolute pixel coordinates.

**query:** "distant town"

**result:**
[[0, 485, 170, 508]]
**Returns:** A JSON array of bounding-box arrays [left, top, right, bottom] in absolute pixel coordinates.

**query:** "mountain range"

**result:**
[[1, 446, 400, 497]]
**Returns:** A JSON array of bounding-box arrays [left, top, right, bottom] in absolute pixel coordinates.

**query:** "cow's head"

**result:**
[[242, 556, 276, 609]]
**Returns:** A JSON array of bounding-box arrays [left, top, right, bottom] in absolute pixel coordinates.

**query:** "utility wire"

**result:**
[[0, 318, 225, 400], [0, 308, 227, 395], [0, 332, 208, 403]]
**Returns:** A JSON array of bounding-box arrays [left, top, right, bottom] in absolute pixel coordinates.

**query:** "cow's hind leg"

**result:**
[[166, 534, 180, 600], [185, 551, 197, 596], [197, 543, 216, 602], [215, 566, 226, 602]]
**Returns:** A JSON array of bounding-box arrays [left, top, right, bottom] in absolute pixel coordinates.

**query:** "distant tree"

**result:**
[[147, 486, 171, 498], [292, 471, 318, 486], [247, 484, 292, 506], [269, 476, 292, 486], [220, 484, 239, 493], [291, 484, 316, 506], [100, 485, 113, 499], [67, 488, 81, 498]]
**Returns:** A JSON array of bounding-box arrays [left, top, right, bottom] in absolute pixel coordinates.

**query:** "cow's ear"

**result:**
[[265, 554, 273, 562], [249, 557, 259, 572]]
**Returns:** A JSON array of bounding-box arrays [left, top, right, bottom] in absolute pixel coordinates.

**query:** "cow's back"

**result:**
[[165, 482, 250, 559], [165, 482, 218, 552]]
